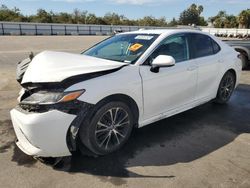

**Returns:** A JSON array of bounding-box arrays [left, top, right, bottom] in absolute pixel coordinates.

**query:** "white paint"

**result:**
[[10, 109, 76, 157], [22, 51, 127, 83], [151, 55, 175, 67], [11, 29, 242, 157]]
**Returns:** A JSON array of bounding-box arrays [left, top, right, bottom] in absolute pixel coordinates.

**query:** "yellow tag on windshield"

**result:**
[[129, 43, 143, 52]]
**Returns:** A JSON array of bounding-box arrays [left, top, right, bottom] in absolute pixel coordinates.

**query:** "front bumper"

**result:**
[[10, 108, 76, 157]]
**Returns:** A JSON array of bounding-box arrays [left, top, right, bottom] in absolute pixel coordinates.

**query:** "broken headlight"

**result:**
[[21, 90, 85, 105]]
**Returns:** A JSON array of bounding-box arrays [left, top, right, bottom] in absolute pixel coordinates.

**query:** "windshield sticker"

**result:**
[[129, 43, 143, 52], [135, 35, 154, 40]]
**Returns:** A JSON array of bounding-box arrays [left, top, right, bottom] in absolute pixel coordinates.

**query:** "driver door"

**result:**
[[139, 34, 198, 121]]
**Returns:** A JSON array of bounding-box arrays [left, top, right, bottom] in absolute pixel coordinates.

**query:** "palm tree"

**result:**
[[238, 10, 250, 28]]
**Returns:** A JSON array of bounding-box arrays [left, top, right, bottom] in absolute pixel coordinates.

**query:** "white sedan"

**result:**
[[10, 29, 242, 157]]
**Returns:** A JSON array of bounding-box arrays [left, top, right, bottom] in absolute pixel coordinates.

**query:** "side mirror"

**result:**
[[150, 55, 175, 73]]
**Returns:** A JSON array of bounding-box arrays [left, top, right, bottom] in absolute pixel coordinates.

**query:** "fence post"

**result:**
[[19, 24, 22, 35], [64, 25, 67, 35], [77, 25, 79, 34], [89, 25, 91, 35], [1, 23, 4, 35], [35, 24, 38, 35], [51, 25, 53, 35]]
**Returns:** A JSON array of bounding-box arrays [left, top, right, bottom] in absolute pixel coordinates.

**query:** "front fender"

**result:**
[[65, 65, 143, 119]]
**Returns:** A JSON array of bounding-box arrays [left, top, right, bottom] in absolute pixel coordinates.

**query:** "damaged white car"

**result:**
[[10, 29, 241, 158]]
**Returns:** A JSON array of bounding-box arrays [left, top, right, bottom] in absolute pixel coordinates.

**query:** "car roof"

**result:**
[[122, 29, 203, 35]]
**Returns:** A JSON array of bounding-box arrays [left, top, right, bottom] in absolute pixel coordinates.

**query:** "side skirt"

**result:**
[[138, 95, 214, 128]]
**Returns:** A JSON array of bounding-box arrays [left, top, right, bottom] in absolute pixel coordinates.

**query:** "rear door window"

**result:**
[[191, 34, 214, 58]]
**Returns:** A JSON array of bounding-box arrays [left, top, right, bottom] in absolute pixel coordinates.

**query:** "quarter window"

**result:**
[[212, 40, 221, 54]]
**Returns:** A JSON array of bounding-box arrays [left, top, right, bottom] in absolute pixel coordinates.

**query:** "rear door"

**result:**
[[189, 33, 221, 100]]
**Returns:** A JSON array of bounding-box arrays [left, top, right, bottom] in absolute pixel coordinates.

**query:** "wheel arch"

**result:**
[[74, 94, 140, 155], [218, 69, 237, 90], [66, 93, 140, 156], [233, 46, 250, 60], [92, 93, 140, 128], [214, 68, 237, 104]]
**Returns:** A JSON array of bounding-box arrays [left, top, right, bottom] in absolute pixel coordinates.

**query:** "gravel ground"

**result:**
[[0, 36, 249, 188]]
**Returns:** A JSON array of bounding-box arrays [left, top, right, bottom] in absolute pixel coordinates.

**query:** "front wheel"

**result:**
[[79, 101, 134, 155], [215, 71, 236, 104]]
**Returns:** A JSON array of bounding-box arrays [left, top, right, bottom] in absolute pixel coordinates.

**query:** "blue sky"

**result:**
[[2, 0, 250, 21]]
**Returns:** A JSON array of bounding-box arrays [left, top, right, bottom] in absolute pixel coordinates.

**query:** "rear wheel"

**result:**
[[79, 101, 134, 155], [215, 71, 236, 104]]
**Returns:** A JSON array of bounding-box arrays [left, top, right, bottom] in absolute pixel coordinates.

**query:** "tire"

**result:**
[[215, 71, 236, 104], [79, 101, 134, 155], [240, 54, 248, 70]]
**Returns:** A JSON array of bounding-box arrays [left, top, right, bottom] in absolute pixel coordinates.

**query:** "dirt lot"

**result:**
[[0, 36, 249, 188]]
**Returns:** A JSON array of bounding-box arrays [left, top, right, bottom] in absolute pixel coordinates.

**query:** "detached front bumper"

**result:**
[[10, 108, 76, 157]]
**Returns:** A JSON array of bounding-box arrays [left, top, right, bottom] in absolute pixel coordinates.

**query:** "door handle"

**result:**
[[187, 65, 198, 71]]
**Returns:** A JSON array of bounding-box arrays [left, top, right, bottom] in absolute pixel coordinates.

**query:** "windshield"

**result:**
[[83, 33, 159, 64]]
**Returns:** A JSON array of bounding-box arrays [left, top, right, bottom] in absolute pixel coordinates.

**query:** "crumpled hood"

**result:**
[[21, 51, 127, 84]]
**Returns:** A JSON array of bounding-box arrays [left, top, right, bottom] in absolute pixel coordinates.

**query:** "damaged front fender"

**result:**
[[65, 101, 97, 156], [16, 52, 34, 83]]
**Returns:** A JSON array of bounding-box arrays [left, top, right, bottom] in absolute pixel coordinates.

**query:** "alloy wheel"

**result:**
[[219, 74, 234, 101], [94, 107, 130, 150]]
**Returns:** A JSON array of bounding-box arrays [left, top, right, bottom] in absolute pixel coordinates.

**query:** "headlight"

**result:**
[[21, 90, 85, 105]]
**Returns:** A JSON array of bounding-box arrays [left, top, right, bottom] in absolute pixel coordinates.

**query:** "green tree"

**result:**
[[78, 10, 88, 24], [85, 13, 100, 24], [168, 18, 178, 27], [209, 11, 238, 28], [155, 16, 168, 27], [224, 15, 238, 28], [57, 12, 72, 23], [72, 9, 81, 24], [238, 9, 250, 28], [121, 18, 137, 26], [209, 11, 226, 28], [0, 5, 26, 22], [179, 4, 207, 26], [31, 9, 53, 23], [103, 12, 123, 25], [138, 16, 167, 26]]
